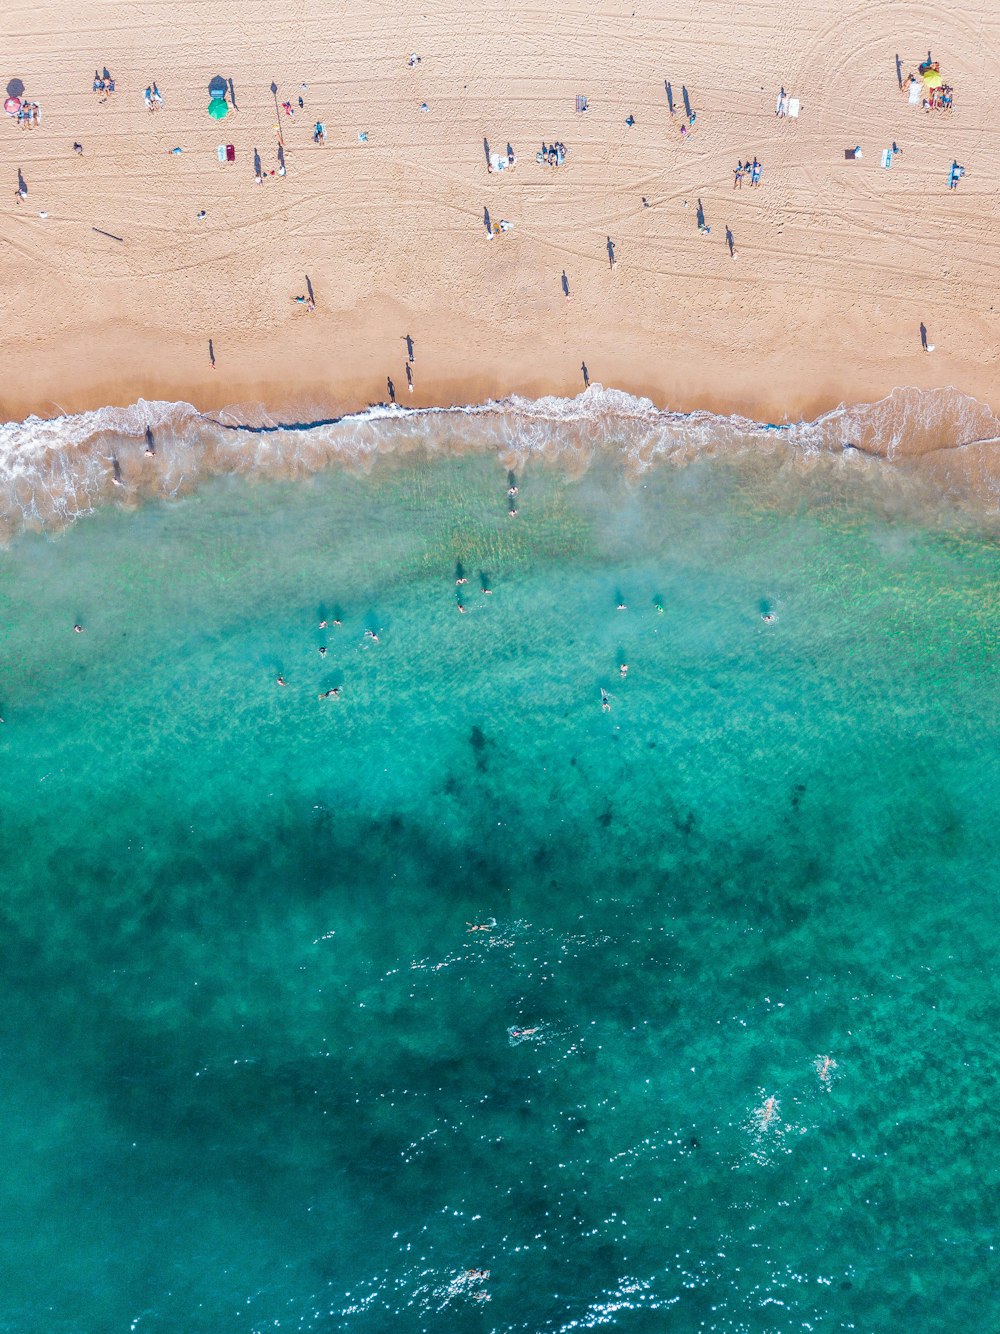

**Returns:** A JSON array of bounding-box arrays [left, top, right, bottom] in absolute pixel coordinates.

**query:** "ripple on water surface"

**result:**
[[0, 452, 996, 1332]]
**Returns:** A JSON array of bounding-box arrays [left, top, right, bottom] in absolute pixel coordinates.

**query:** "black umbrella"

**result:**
[[208, 74, 227, 98], [7, 78, 24, 98]]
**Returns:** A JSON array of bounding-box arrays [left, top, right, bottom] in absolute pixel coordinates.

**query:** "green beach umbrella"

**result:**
[[207, 96, 229, 120], [922, 70, 943, 88]]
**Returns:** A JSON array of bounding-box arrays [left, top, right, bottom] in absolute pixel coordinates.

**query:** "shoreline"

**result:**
[[2, 384, 998, 544]]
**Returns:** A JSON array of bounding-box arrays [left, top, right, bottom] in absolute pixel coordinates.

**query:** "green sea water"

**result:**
[[0, 452, 996, 1333]]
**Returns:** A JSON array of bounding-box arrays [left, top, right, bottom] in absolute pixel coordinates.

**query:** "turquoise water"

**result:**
[[0, 452, 996, 1332]]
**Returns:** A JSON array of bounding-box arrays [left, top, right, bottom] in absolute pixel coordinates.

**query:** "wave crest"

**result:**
[[0, 385, 997, 538]]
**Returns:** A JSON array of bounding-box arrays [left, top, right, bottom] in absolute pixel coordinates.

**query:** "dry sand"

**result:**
[[1, 0, 999, 431]]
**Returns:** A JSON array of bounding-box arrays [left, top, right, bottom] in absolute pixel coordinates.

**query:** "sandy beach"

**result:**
[[2, 0, 1000, 435]]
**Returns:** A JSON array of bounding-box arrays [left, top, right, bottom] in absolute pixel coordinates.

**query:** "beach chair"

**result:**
[[880, 148, 892, 169], [576, 94, 588, 113]]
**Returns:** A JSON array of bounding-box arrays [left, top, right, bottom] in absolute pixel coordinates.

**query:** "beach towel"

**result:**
[[880, 148, 892, 169], [908, 80, 921, 105], [787, 98, 800, 117], [575, 94, 587, 113], [226, 144, 235, 162], [216, 144, 226, 162]]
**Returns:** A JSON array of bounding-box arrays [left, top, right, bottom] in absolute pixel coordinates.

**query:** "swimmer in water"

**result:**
[[276, 675, 288, 686], [508, 484, 518, 498], [654, 599, 664, 614], [601, 688, 611, 713], [761, 612, 775, 623], [816, 1055, 836, 1083], [318, 619, 327, 629], [616, 601, 627, 611], [364, 629, 379, 643], [319, 687, 341, 700], [73, 623, 84, 633], [318, 645, 327, 656], [760, 1095, 778, 1128], [466, 920, 495, 932], [511, 1027, 540, 1038], [465, 1268, 490, 1279], [620, 663, 628, 680]]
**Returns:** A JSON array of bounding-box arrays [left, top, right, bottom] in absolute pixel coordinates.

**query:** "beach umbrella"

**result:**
[[6, 78, 24, 98], [208, 75, 228, 97], [3, 96, 20, 114], [922, 69, 943, 88], [207, 96, 229, 120]]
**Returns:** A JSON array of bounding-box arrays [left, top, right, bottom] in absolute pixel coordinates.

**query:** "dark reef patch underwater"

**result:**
[[0, 448, 996, 1332]]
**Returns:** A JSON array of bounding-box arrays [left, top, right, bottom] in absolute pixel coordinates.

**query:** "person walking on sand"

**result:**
[[920, 322, 935, 352], [561, 270, 571, 302], [606, 236, 616, 270]]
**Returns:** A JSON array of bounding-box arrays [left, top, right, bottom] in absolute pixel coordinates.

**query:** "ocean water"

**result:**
[[0, 438, 997, 1332]]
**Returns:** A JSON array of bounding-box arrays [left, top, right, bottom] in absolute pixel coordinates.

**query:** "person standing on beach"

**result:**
[[209, 338, 216, 370], [606, 236, 616, 270]]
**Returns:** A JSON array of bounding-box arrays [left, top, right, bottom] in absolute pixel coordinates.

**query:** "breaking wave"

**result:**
[[0, 384, 998, 538]]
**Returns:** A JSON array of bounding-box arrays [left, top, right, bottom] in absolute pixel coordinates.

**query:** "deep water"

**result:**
[[0, 453, 996, 1333]]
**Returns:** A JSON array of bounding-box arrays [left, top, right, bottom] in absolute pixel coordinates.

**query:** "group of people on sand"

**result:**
[[922, 83, 954, 112], [9, 100, 41, 128], [537, 140, 567, 166], [733, 157, 762, 187], [904, 63, 954, 113], [92, 68, 116, 97], [487, 143, 516, 171], [143, 83, 164, 113]]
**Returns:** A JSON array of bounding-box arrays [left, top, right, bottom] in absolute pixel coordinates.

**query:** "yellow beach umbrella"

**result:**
[[922, 70, 943, 88]]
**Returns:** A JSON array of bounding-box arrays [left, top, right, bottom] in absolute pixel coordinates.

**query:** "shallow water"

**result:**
[[2, 383, 1000, 539], [0, 452, 997, 1332]]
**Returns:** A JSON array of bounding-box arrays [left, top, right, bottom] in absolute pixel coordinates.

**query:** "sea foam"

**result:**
[[0, 384, 997, 538]]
